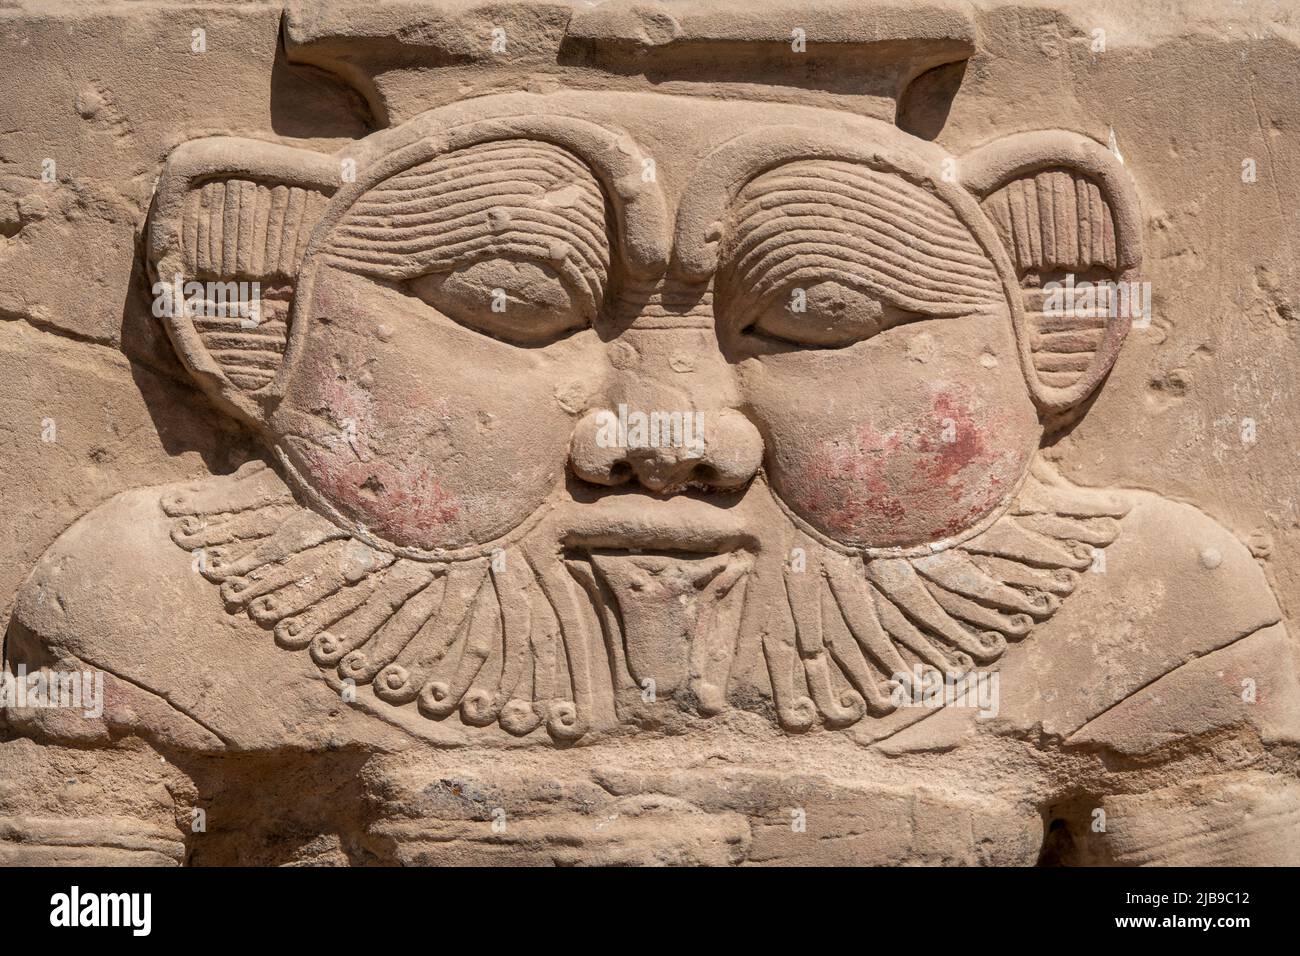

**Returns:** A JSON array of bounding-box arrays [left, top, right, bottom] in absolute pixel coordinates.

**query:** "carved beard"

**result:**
[[163, 459, 1128, 744]]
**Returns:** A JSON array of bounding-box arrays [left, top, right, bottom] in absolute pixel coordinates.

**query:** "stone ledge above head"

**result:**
[[283, 0, 977, 125]]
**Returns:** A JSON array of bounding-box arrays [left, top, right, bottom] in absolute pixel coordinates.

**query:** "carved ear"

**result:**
[[147, 138, 338, 421], [960, 131, 1142, 413]]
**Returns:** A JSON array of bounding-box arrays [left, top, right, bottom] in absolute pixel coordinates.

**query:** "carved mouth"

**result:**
[[558, 491, 761, 553]]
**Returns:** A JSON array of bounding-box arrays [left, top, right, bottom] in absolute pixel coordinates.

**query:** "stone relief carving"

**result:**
[[121, 93, 1152, 744], [2, 0, 1297, 867]]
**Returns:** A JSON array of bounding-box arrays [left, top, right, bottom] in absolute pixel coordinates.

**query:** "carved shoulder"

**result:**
[[1018, 489, 1292, 748], [5, 468, 404, 752], [10, 481, 207, 665], [1114, 490, 1280, 629], [1065, 491, 1298, 754], [875, 488, 1298, 757]]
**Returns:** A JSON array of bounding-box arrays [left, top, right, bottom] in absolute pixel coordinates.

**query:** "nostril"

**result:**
[[691, 463, 719, 485], [569, 407, 765, 493]]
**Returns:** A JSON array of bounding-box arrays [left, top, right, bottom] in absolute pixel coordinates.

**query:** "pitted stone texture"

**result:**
[[1, 0, 1298, 866]]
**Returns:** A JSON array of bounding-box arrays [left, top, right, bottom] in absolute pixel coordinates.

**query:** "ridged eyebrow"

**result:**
[[323, 139, 611, 308], [722, 160, 1004, 318]]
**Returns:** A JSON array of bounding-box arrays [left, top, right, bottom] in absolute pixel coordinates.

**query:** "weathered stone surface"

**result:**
[[1, 0, 1298, 866]]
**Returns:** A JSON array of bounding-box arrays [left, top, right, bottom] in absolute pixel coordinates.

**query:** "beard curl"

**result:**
[[164, 461, 1127, 743]]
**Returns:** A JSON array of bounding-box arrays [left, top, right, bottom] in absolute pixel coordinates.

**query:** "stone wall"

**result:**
[[1, 0, 1297, 866]]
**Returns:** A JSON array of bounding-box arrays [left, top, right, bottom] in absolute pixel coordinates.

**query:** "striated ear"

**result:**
[[960, 131, 1142, 414], [147, 138, 338, 422]]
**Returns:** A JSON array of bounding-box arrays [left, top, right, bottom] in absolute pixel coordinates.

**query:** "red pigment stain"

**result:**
[[801, 422, 906, 535], [299, 377, 460, 546], [304, 450, 461, 546], [796, 388, 1024, 544], [915, 393, 986, 485]]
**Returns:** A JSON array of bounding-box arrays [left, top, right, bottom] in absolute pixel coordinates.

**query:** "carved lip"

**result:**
[[557, 492, 760, 553]]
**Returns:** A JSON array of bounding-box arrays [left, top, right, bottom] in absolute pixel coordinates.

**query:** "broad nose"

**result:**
[[569, 312, 764, 493], [570, 406, 763, 492]]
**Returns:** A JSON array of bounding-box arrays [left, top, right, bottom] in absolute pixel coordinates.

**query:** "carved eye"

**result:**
[[408, 256, 595, 346], [741, 280, 919, 348]]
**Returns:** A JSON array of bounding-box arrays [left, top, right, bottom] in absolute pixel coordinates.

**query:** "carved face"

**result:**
[[265, 93, 1038, 557], [150, 89, 1137, 739]]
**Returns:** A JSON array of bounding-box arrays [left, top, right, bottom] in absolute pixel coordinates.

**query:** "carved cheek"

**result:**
[[769, 384, 1037, 549], [296, 445, 461, 548], [279, 272, 581, 551], [291, 368, 577, 550]]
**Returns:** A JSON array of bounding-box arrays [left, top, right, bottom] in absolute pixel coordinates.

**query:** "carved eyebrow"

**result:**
[[323, 139, 611, 308], [721, 160, 1004, 317]]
